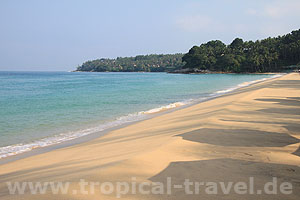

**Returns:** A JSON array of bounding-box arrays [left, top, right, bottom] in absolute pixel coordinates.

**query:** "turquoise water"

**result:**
[[0, 71, 278, 158]]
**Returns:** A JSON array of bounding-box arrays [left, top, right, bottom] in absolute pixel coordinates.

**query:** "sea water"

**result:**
[[0, 71, 280, 158]]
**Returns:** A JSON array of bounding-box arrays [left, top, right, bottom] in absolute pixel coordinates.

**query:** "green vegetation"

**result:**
[[76, 54, 184, 72], [76, 29, 300, 73], [182, 29, 300, 73]]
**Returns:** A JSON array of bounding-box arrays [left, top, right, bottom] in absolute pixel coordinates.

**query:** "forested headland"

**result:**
[[76, 29, 300, 73], [76, 54, 184, 72]]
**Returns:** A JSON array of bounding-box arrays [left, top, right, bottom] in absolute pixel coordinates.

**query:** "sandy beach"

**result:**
[[0, 73, 300, 199]]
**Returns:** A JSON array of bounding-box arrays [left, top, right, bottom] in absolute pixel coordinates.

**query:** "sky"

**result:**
[[0, 0, 300, 71]]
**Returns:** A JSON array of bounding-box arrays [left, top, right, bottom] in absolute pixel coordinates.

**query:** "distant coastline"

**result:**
[[73, 69, 285, 75], [75, 29, 300, 74]]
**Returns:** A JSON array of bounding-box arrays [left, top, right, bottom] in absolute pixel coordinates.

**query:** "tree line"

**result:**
[[76, 54, 184, 72], [76, 29, 300, 73], [182, 29, 300, 73]]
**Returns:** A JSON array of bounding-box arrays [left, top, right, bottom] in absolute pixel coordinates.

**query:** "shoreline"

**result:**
[[0, 73, 284, 165], [74, 70, 284, 74], [0, 73, 299, 199]]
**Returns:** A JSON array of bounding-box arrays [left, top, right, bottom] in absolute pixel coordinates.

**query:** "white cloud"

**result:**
[[245, 8, 258, 16], [175, 15, 216, 32], [264, 6, 281, 18], [173, 0, 299, 42], [243, 0, 300, 38], [246, 0, 300, 18], [265, 1, 300, 18]]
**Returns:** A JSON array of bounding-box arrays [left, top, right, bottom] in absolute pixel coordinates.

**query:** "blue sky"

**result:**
[[0, 0, 300, 71]]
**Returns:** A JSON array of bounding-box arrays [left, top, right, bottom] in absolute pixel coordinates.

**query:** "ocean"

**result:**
[[0, 71, 280, 158]]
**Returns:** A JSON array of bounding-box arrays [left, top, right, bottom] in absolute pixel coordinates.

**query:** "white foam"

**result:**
[[0, 74, 284, 159], [212, 74, 283, 96], [0, 101, 190, 159], [141, 101, 190, 114]]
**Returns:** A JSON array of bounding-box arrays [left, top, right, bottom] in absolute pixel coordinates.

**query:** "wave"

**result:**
[[0, 74, 284, 159], [140, 101, 192, 114], [212, 74, 283, 96], [0, 101, 189, 159]]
